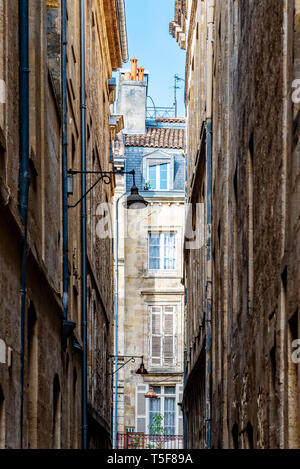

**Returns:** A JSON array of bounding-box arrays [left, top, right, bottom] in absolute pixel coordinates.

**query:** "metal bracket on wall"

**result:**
[[106, 355, 146, 376], [67, 169, 135, 209]]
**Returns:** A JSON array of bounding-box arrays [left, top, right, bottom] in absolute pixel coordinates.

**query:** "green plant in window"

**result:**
[[147, 413, 164, 449], [144, 180, 151, 190]]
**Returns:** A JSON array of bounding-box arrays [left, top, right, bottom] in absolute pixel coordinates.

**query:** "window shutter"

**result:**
[[163, 306, 175, 366], [136, 385, 147, 433], [150, 306, 162, 365]]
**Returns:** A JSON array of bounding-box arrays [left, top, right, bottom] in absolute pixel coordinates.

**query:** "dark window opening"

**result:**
[[245, 422, 254, 449], [0, 385, 5, 449], [52, 374, 61, 449], [232, 423, 239, 449]]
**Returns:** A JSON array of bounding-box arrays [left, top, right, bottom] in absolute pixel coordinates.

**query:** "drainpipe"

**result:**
[[183, 345, 187, 449], [113, 190, 129, 448], [61, 0, 68, 322], [19, 0, 30, 449], [205, 0, 215, 450], [80, 0, 88, 449]]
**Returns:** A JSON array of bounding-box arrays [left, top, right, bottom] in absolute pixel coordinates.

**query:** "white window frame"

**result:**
[[147, 161, 170, 191], [135, 384, 184, 438], [148, 232, 177, 272], [145, 385, 182, 436]]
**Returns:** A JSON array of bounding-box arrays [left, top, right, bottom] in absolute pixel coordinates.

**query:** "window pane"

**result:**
[[150, 397, 161, 412], [149, 246, 160, 260], [164, 397, 175, 435], [149, 233, 160, 245], [149, 234, 160, 270], [164, 234, 176, 270], [164, 386, 176, 395], [149, 397, 161, 435], [149, 165, 157, 190], [149, 257, 160, 270], [160, 164, 168, 190]]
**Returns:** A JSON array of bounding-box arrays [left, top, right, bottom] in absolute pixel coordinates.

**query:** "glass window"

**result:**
[[147, 162, 170, 190], [149, 397, 161, 434], [164, 386, 176, 395], [149, 165, 157, 190], [149, 233, 177, 271], [164, 397, 176, 436], [149, 234, 161, 270], [164, 233, 176, 270], [147, 386, 177, 436], [160, 164, 168, 190]]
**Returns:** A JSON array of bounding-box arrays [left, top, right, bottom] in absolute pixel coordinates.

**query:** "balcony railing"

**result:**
[[117, 433, 184, 450], [146, 107, 176, 120]]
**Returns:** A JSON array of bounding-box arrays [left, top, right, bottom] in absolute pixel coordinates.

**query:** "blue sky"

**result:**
[[124, 0, 186, 117]]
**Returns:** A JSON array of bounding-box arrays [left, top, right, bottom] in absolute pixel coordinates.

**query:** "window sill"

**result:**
[[144, 272, 181, 279], [145, 369, 183, 375]]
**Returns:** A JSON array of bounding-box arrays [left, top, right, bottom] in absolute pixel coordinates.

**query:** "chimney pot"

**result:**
[[131, 58, 138, 81], [138, 67, 145, 82]]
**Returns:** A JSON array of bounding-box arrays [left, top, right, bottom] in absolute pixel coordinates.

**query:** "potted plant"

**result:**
[[143, 180, 151, 190]]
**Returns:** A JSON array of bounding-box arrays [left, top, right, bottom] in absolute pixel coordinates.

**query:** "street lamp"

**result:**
[[123, 184, 148, 210], [67, 168, 148, 210], [107, 355, 148, 376]]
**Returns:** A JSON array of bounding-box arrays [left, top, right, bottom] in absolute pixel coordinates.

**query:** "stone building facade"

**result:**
[[112, 62, 185, 448], [0, 0, 127, 449], [171, 0, 300, 449]]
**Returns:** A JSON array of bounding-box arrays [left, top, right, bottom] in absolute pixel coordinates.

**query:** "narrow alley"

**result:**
[[0, 0, 299, 453]]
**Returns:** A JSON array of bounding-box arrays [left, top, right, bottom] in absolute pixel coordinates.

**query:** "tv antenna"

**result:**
[[174, 74, 185, 117]]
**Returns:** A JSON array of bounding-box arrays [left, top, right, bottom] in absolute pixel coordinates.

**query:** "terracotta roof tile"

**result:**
[[123, 127, 185, 149], [156, 117, 185, 123]]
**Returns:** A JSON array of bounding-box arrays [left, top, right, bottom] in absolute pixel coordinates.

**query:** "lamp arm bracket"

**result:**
[[108, 356, 136, 376], [67, 169, 136, 209]]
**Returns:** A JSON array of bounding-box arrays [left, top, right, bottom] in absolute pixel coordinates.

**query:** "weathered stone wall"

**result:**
[[115, 195, 185, 433], [112, 140, 186, 434], [0, 0, 122, 449], [183, 0, 300, 449]]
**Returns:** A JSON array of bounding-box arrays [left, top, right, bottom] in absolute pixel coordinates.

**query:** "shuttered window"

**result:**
[[149, 306, 176, 367]]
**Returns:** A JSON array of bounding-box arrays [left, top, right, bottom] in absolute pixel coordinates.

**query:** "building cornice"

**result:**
[[141, 290, 184, 296], [185, 0, 197, 103], [116, 0, 129, 63]]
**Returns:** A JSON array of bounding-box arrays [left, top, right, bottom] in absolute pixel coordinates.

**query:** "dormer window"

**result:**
[[148, 162, 169, 190], [142, 151, 175, 191]]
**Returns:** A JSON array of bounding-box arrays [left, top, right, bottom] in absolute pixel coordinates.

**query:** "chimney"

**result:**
[[131, 58, 138, 81], [138, 67, 145, 82], [117, 59, 147, 134]]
